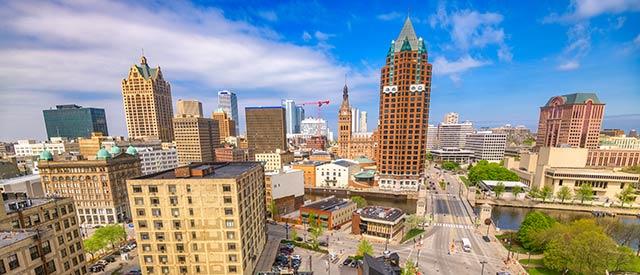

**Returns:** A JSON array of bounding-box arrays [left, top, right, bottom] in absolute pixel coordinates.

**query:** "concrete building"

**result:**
[[122, 56, 174, 142], [176, 99, 203, 117], [586, 149, 640, 167], [173, 115, 221, 165], [465, 132, 507, 162], [300, 117, 328, 137], [38, 149, 141, 225], [255, 149, 293, 172], [359, 111, 368, 133], [491, 124, 534, 147], [0, 174, 44, 197], [212, 109, 237, 144], [315, 160, 361, 188], [0, 193, 87, 275], [437, 121, 474, 149], [601, 128, 625, 137], [430, 148, 474, 164], [599, 136, 640, 150], [217, 90, 239, 131], [359, 253, 401, 275], [215, 147, 251, 162], [351, 107, 361, 133], [300, 196, 356, 230], [536, 93, 605, 150], [43, 104, 108, 139], [245, 107, 287, 154], [135, 147, 179, 175], [443, 112, 459, 124], [352, 206, 406, 243], [629, 129, 638, 138], [291, 161, 323, 188], [127, 162, 267, 275], [14, 138, 76, 157], [426, 124, 437, 150], [78, 132, 109, 159], [265, 168, 304, 216]]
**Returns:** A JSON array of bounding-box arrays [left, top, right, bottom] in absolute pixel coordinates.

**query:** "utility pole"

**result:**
[[480, 260, 487, 275]]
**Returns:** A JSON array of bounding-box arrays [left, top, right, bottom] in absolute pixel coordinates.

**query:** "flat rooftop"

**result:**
[[358, 206, 405, 222], [135, 162, 262, 180], [0, 230, 37, 248], [3, 194, 56, 214], [303, 197, 353, 211], [546, 167, 640, 178]]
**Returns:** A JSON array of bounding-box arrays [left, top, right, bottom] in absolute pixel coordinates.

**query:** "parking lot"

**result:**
[[88, 241, 141, 274], [269, 242, 358, 275]]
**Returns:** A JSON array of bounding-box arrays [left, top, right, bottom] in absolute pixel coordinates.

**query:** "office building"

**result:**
[[300, 118, 328, 137], [601, 129, 625, 137], [217, 90, 239, 131], [599, 136, 640, 150], [282, 100, 305, 135], [430, 148, 474, 164], [426, 124, 437, 149], [337, 86, 378, 161], [78, 132, 109, 158], [315, 160, 361, 188], [135, 147, 179, 175], [0, 193, 86, 275], [43, 104, 108, 139], [127, 162, 267, 275], [215, 147, 251, 162], [245, 107, 287, 154], [300, 196, 357, 230], [122, 55, 174, 142], [173, 115, 220, 165], [359, 253, 401, 275], [629, 129, 638, 138], [176, 100, 203, 117], [291, 161, 323, 188], [490, 124, 534, 147], [586, 149, 640, 167], [296, 106, 305, 132], [536, 93, 605, 149], [265, 168, 304, 216], [351, 107, 361, 133], [352, 206, 406, 243], [437, 121, 474, 149], [38, 148, 141, 225], [377, 17, 432, 191], [212, 109, 237, 144], [443, 112, 459, 124], [465, 132, 507, 162], [255, 149, 293, 172], [359, 111, 368, 133], [14, 138, 77, 157]]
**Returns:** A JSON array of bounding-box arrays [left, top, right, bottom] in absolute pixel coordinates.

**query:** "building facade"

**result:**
[[315, 160, 361, 188], [437, 121, 474, 149], [430, 148, 474, 164], [245, 107, 287, 154], [14, 138, 75, 157], [465, 132, 507, 162], [121, 56, 174, 142], [215, 147, 251, 162], [136, 147, 179, 175], [426, 124, 437, 150], [377, 18, 432, 191], [127, 162, 267, 275], [352, 206, 405, 243], [43, 104, 108, 139], [586, 149, 640, 167], [255, 150, 293, 172], [265, 168, 304, 216], [173, 115, 220, 165], [359, 111, 368, 133], [599, 136, 640, 150], [212, 110, 237, 144], [299, 197, 356, 230], [176, 100, 203, 117], [337, 84, 352, 158], [217, 90, 239, 131], [536, 93, 605, 150], [443, 112, 459, 124], [337, 86, 378, 161], [300, 118, 328, 137], [291, 161, 322, 188], [282, 100, 303, 135]]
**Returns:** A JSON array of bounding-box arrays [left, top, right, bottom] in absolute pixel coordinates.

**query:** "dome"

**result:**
[[96, 148, 111, 160], [110, 146, 122, 155], [39, 150, 53, 161], [126, 146, 138, 156]]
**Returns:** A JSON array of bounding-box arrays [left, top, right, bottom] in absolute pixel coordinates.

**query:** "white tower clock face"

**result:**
[[383, 85, 398, 94], [410, 84, 425, 92]]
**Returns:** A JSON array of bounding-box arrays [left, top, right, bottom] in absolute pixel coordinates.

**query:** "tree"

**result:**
[[94, 225, 127, 249], [576, 184, 594, 204], [83, 236, 106, 260], [621, 165, 640, 174], [351, 196, 367, 208], [442, 161, 459, 171], [404, 214, 426, 230], [540, 186, 553, 202], [517, 211, 555, 251], [467, 160, 519, 184], [523, 137, 535, 146], [528, 186, 540, 199], [512, 185, 523, 198], [401, 260, 418, 275], [290, 228, 298, 242], [493, 182, 506, 199], [426, 153, 433, 161], [616, 185, 636, 207], [356, 239, 374, 257], [556, 186, 572, 203], [268, 201, 279, 218], [307, 213, 323, 249]]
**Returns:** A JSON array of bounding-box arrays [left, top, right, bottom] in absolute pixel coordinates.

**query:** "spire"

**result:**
[[341, 78, 350, 110], [394, 16, 419, 52]]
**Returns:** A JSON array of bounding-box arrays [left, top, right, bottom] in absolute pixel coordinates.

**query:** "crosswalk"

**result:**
[[432, 223, 475, 229]]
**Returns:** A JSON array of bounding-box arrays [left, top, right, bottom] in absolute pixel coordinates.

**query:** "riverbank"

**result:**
[[477, 199, 640, 217]]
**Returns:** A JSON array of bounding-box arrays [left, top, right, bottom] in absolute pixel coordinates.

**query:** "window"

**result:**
[[8, 254, 18, 270], [226, 231, 235, 240], [30, 245, 40, 260], [134, 198, 144, 205], [151, 197, 160, 205], [45, 260, 56, 273], [225, 220, 235, 228], [224, 208, 233, 216], [0, 260, 5, 274], [137, 209, 145, 216], [42, 241, 52, 254], [223, 185, 231, 192], [148, 186, 158, 193], [168, 185, 177, 193], [228, 254, 237, 262], [34, 265, 45, 275], [228, 266, 237, 273], [223, 196, 232, 203], [132, 186, 142, 193]]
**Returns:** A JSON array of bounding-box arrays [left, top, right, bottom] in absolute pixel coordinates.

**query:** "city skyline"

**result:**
[[1, 0, 639, 140]]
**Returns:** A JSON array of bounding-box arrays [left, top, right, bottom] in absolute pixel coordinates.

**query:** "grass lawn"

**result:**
[[519, 258, 544, 266], [459, 176, 471, 187], [525, 267, 561, 275], [402, 228, 425, 243], [495, 233, 543, 255]]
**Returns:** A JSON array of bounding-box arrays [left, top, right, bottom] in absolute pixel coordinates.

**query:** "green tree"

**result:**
[[350, 196, 367, 208], [621, 165, 640, 174], [556, 186, 572, 203], [576, 184, 594, 204], [467, 160, 519, 184], [493, 182, 506, 199], [517, 211, 555, 251], [616, 184, 636, 207], [94, 225, 127, 249], [268, 201, 279, 218], [512, 185, 523, 198], [540, 186, 553, 202], [426, 153, 433, 161], [401, 260, 418, 275], [307, 213, 323, 249], [442, 161, 459, 171], [290, 228, 298, 241], [528, 186, 540, 199], [404, 214, 426, 230], [523, 137, 535, 146], [83, 236, 106, 260], [356, 239, 374, 257]]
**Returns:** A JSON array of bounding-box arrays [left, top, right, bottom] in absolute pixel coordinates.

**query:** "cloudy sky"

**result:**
[[0, 0, 639, 140]]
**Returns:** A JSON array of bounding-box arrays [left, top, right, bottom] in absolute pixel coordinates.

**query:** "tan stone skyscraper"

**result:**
[[338, 84, 352, 158], [122, 56, 174, 142], [176, 99, 203, 117], [245, 107, 287, 154], [377, 17, 432, 191], [212, 109, 237, 143], [173, 114, 220, 165]]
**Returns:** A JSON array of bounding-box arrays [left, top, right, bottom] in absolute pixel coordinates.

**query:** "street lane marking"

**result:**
[[432, 223, 474, 229]]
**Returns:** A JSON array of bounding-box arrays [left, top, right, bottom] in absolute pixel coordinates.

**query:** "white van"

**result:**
[[461, 238, 472, 252]]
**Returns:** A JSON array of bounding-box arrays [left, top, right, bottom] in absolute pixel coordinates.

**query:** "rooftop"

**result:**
[[2, 193, 57, 214], [0, 174, 40, 185], [303, 196, 354, 212], [546, 93, 602, 106], [357, 206, 405, 222], [135, 162, 262, 180], [332, 159, 358, 167], [480, 180, 528, 188], [354, 170, 376, 179], [0, 230, 38, 248], [245, 106, 284, 110], [545, 167, 639, 178], [363, 253, 401, 275]]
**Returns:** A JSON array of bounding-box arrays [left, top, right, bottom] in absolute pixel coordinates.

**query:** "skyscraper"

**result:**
[[296, 105, 306, 132], [212, 109, 237, 143], [377, 17, 432, 191], [351, 107, 360, 133], [173, 114, 220, 165], [245, 107, 287, 154], [43, 104, 109, 139], [437, 121, 474, 148], [536, 93, 605, 149], [217, 90, 239, 130], [359, 111, 368, 133], [282, 99, 297, 135], [176, 99, 203, 117], [122, 55, 174, 142]]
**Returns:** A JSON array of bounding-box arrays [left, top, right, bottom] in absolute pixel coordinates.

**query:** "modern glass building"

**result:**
[[217, 90, 239, 130], [43, 104, 108, 139]]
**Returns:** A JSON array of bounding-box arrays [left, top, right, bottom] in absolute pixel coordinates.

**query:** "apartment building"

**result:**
[[173, 115, 221, 165], [254, 149, 293, 172]]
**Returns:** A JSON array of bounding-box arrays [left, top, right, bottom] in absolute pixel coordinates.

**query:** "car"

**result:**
[[285, 243, 295, 250], [291, 255, 301, 260], [349, 261, 358, 268], [104, 256, 116, 262], [343, 258, 353, 266], [482, 236, 491, 242], [89, 264, 105, 273], [126, 270, 142, 275], [319, 241, 328, 247], [96, 260, 108, 266]]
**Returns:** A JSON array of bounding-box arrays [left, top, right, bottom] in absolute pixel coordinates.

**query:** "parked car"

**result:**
[[343, 258, 353, 266], [319, 241, 328, 247], [89, 264, 104, 273], [104, 255, 116, 262], [349, 261, 358, 268], [96, 260, 108, 266], [291, 255, 301, 261]]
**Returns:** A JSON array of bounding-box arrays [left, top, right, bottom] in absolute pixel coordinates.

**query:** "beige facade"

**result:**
[[0, 194, 86, 275], [127, 162, 267, 275], [38, 153, 141, 225], [212, 110, 237, 144], [543, 168, 639, 203], [176, 100, 203, 118], [587, 149, 640, 167], [78, 132, 107, 159], [254, 150, 293, 172], [122, 56, 174, 142], [173, 115, 221, 165]]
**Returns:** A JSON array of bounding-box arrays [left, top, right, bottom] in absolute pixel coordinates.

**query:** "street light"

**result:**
[[480, 260, 488, 275]]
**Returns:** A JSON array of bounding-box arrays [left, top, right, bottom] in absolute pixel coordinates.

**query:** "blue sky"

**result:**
[[0, 0, 639, 140]]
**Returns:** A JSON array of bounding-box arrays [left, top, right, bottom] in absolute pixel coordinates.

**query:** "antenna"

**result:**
[[344, 73, 347, 86], [141, 48, 145, 56]]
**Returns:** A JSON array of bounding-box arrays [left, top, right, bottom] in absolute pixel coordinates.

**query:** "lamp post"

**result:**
[[285, 222, 289, 240], [480, 260, 488, 275]]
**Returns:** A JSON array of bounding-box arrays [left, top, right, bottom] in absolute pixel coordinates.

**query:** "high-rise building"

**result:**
[[359, 111, 368, 133], [351, 107, 360, 133], [443, 112, 459, 124], [38, 148, 141, 225], [629, 129, 638, 138], [0, 193, 87, 275], [212, 109, 237, 144], [172, 115, 220, 165], [122, 56, 174, 142], [127, 162, 267, 275], [176, 99, 203, 117], [338, 85, 352, 158], [43, 104, 108, 139], [245, 107, 287, 154], [376, 17, 432, 191], [465, 131, 508, 162], [296, 106, 305, 132], [282, 100, 304, 135], [217, 90, 239, 131], [426, 124, 437, 149], [536, 93, 605, 150], [437, 121, 474, 148]]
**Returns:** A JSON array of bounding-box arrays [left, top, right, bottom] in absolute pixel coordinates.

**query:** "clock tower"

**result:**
[[337, 84, 352, 158]]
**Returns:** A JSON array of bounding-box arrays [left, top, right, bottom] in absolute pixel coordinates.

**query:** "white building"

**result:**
[[300, 117, 328, 137], [351, 107, 360, 132], [315, 159, 361, 188], [266, 168, 304, 202], [443, 112, 459, 124], [437, 121, 474, 148], [14, 138, 74, 157], [426, 124, 437, 149], [135, 147, 179, 175], [255, 149, 293, 172], [465, 131, 507, 162], [359, 111, 368, 133]]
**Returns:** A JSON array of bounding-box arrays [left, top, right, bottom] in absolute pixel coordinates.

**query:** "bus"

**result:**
[[461, 238, 472, 252]]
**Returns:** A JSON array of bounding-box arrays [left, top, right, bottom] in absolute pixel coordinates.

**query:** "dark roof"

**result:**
[[545, 93, 602, 106], [134, 162, 261, 180], [333, 160, 358, 167], [303, 197, 353, 211], [245, 106, 284, 110], [358, 206, 405, 222], [363, 253, 401, 275]]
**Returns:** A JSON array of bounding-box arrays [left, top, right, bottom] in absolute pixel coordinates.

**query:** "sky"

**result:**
[[0, 0, 639, 141]]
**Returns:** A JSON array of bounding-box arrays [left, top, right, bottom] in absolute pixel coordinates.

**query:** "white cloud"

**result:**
[[555, 23, 591, 70], [377, 12, 402, 21], [314, 31, 333, 41], [257, 10, 278, 22], [634, 33, 640, 45], [432, 55, 489, 75], [0, 1, 375, 140], [557, 60, 580, 71], [544, 0, 640, 23], [302, 31, 312, 42]]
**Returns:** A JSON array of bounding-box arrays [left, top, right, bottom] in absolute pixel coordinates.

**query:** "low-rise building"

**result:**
[[265, 168, 304, 216], [0, 174, 44, 197], [14, 138, 77, 157], [430, 148, 474, 164], [309, 151, 332, 162], [215, 147, 253, 162], [291, 161, 322, 188], [543, 168, 639, 203], [359, 253, 401, 275], [255, 149, 293, 172], [599, 136, 640, 149], [315, 160, 361, 188], [352, 206, 405, 243], [299, 196, 356, 230]]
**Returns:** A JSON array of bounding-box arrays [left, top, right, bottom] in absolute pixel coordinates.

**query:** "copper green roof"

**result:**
[[354, 170, 375, 179], [126, 145, 138, 156], [96, 148, 111, 160], [400, 37, 412, 52], [39, 150, 53, 161], [354, 156, 374, 164], [135, 56, 160, 80], [546, 93, 602, 106]]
